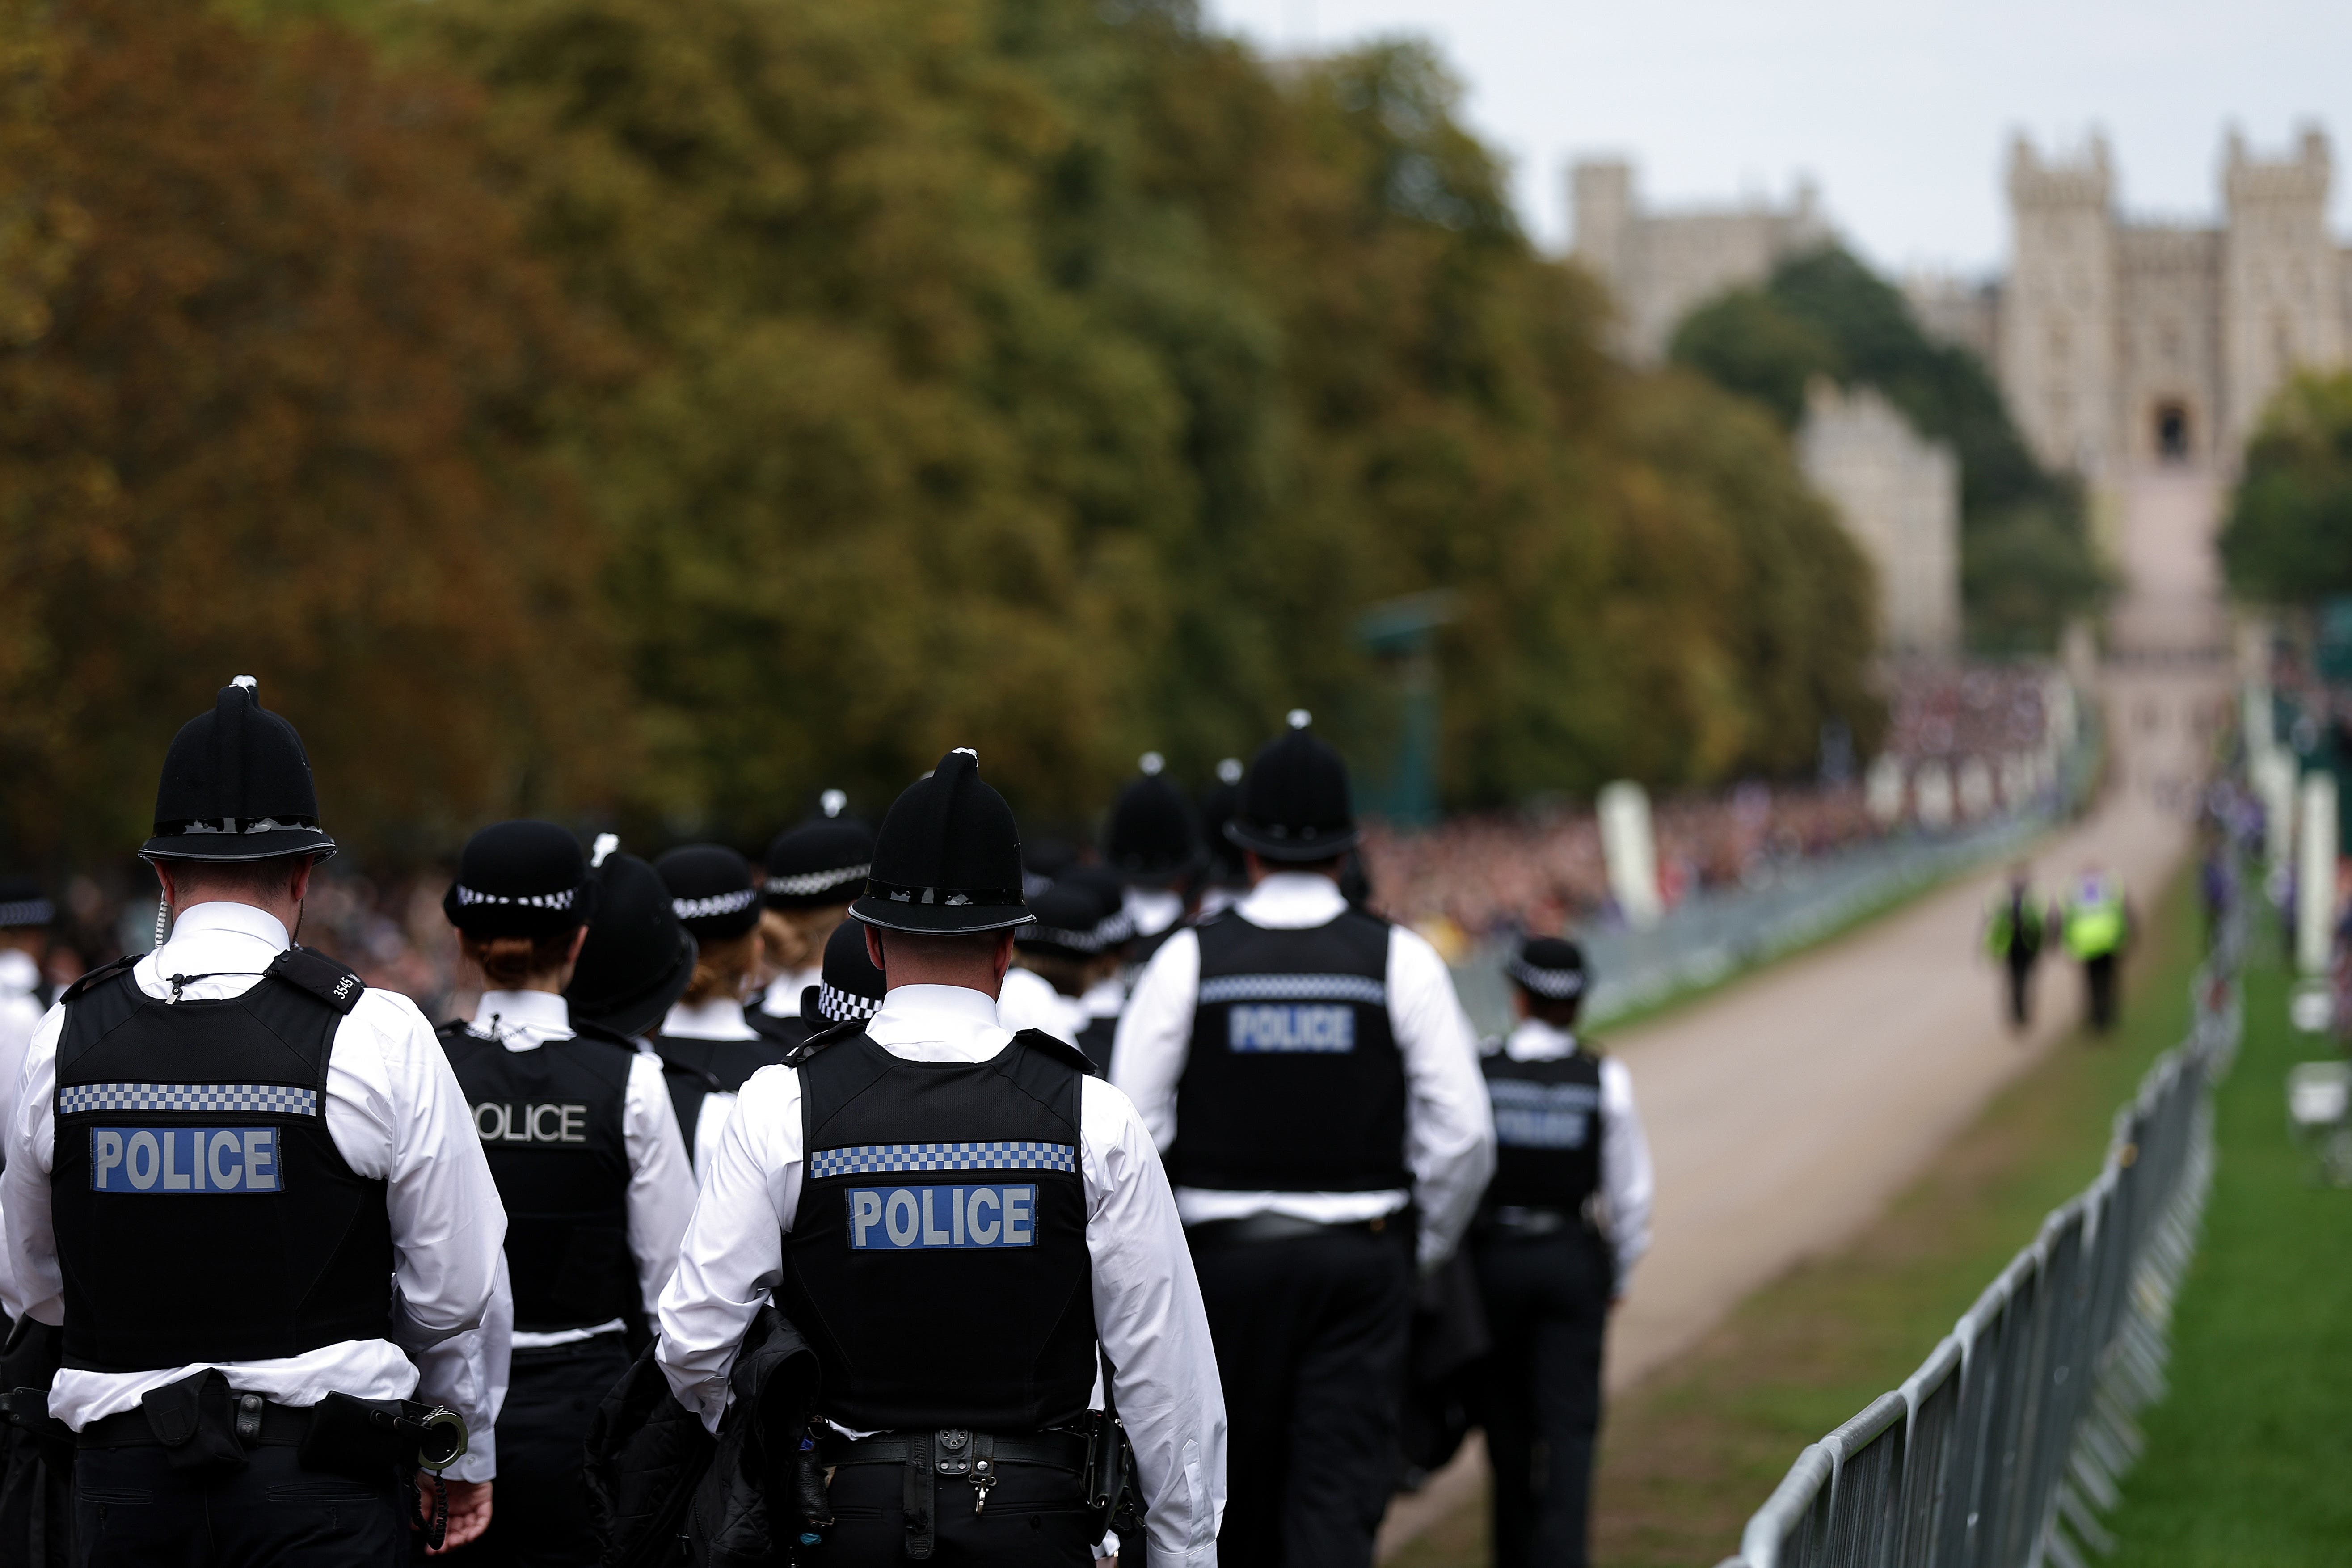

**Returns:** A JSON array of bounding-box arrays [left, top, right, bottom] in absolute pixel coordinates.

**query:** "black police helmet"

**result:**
[[1105, 754, 1201, 885], [0, 874, 53, 930], [1224, 711, 1358, 863], [851, 750, 1033, 935], [143, 678, 337, 864], [801, 916, 888, 1028], [1016, 883, 1117, 961], [763, 791, 875, 911], [443, 821, 595, 940], [565, 846, 697, 1039], [1507, 936, 1588, 1003], [656, 844, 763, 943], [1197, 758, 1248, 886]]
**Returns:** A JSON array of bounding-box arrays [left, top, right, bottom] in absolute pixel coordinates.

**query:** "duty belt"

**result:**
[[822, 1426, 1090, 1559], [1185, 1210, 1403, 1246], [1475, 1204, 1598, 1239]]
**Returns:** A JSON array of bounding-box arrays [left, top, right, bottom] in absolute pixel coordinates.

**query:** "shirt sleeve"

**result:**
[[657, 1063, 802, 1431], [1599, 1057, 1653, 1293], [340, 994, 509, 1349], [1386, 926, 1497, 1269], [409, 1252, 513, 1484], [1107, 929, 1200, 1153], [624, 1050, 698, 1314], [0, 1007, 63, 1324], [1079, 1078, 1227, 1565]]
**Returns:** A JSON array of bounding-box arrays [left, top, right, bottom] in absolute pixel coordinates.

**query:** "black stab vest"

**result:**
[[778, 1029, 1096, 1433], [1076, 1014, 1117, 1077], [51, 949, 393, 1373], [652, 1033, 793, 1172], [749, 1007, 811, 1051], [440, 1018, 637, 1332], [1174, 909, 1407, 1192], [1479, 1046, 1604, 1214]]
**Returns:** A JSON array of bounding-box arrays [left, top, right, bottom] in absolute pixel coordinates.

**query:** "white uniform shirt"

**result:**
[[459, 988, 697, 1345], [1079, 975, 1125, 1026], [1491, 1019, 1654, 1292], [0, 902, 509, 1482], [657, 983, 1228, 1566], [1111, 872, 1496, 1269], [759, 965, 821, 1024], [1122, 888, 1184, 942], [996, 962, 1085, 1047], [0, 947, 49, 1317], [659, 995, 763, 1181]]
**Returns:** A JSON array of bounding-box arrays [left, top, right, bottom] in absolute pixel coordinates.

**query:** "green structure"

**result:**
[[1355, 592, 1454, 828]]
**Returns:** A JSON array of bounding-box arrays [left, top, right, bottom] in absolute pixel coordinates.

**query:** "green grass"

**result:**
[[1391, 859, 2203, 1568], [2103, 935, 2352, 1565]]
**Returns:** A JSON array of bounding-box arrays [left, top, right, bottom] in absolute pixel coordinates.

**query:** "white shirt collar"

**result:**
[[662, 996, 759, 1041], [759, 966, 821, 1018], [1235, 871, 1346, 930], [0, 948, 39, 994], [471, 988, 575, 1051], [1123, 887, 1185, 939], [1080, 974, 1125, 1020], [165, 900, 290, 953], [1504, 1016, 1579, 1061], [139, 901, 291, 998], [866, 983, 1012, 1061]]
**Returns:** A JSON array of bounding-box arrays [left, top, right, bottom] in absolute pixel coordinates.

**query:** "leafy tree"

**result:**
[[2221, 371, 2352, 605], [0, 0, 621, 863], [1667, 289, 1838, 429]]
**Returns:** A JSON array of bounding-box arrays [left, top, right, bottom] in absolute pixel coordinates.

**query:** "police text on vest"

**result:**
[[89, 1127, 280, 1192], [847, 1184, 1036, 1249], [472, 1101, 590, 1144], [1228, 1004, 1356, 1053]]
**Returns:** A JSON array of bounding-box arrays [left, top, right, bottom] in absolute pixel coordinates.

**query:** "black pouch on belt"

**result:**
[[139, 1370, 247, 1475], [298, 1391, 405, 1484]]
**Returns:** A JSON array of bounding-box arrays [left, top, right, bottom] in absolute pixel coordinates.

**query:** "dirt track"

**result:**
[[1379, 469, 2234, 1556]]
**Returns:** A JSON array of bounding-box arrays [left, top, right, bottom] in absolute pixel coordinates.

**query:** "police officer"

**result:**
[[651, 844, 791, 1179], [1194, 760, 1249, 922], [657, 748, 1227, 1565], [1113, 712, 1495, 1568], [1984, 865, 2044, 1032], [1471, 939, 1652, 1568], [998, 883, 1124, 1066], [2061, 865, 2131, 1034], [753, 795, 874, 1043], [0, 876, 52, 1321], [438, 822, 696, 1567], [1, 678, 509, 1562], [795, 918, 887, 1035], [1107, 754, 1204, 964]]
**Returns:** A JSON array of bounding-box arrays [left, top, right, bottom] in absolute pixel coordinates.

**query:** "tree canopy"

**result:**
[[2222, 370, 2352, 605], [0, 0, 1884, 863], [1670, 247, 2105, 654]]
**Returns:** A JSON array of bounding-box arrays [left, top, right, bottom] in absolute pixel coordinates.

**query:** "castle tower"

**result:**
[[1571, 160, 1636, 354], [2221, 126, 2344, 451], [2000, 135, 2120, 478]]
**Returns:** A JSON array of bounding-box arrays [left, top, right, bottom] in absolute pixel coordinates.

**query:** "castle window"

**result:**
[[2155, 403, 2190, 462]]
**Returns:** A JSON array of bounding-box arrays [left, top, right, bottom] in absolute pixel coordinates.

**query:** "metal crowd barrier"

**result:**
[[1720, 884, 2244, 1568]]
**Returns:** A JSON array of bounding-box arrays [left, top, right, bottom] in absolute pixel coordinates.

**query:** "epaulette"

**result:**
[[573, 1017, 647, 1054], [267, 946, 366, 1014], [1007, 1026, 1099, 1078], [60, 953, 139, 1005], [781, 1017, 865, 1067]]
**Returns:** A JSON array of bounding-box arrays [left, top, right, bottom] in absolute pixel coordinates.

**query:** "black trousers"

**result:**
[[438, 1336, 630, 1568], [2085, 953, 2120, 1033], [1470, 1231, 1611, 1568], [804, 1454, 1097, 1566], [73, 1441, 409, 1567], [2004, 952, 2036, 1029], [1189, 1222, 1414, 1568]]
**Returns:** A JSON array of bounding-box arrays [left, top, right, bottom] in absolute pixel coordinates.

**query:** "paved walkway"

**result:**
[[1378, 469, 2234, 1557]]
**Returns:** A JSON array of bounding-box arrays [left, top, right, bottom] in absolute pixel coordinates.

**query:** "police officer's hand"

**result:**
[[427, 1478, 493, 1554]]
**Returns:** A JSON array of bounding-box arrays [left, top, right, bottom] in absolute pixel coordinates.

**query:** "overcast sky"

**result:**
[[1203, 0, 2352, 277]]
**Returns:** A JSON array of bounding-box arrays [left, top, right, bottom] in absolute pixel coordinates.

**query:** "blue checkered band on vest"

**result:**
[[1197, 972, 1387, 1007], [59, 1082, 320, 1117], [809, 1141, 1078, 1180]]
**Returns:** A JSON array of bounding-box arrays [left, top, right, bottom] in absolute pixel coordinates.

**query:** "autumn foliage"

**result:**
[[0, 0, 1880, 863]]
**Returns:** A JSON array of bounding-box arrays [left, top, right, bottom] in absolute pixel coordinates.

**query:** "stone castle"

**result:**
[[1573, 127, 2352, 478], [1569, 127, 2352, 654]]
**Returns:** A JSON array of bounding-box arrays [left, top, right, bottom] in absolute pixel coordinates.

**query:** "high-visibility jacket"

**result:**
[[1986, 893, 2043, 959], [2063, 879, 2126, 960]]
